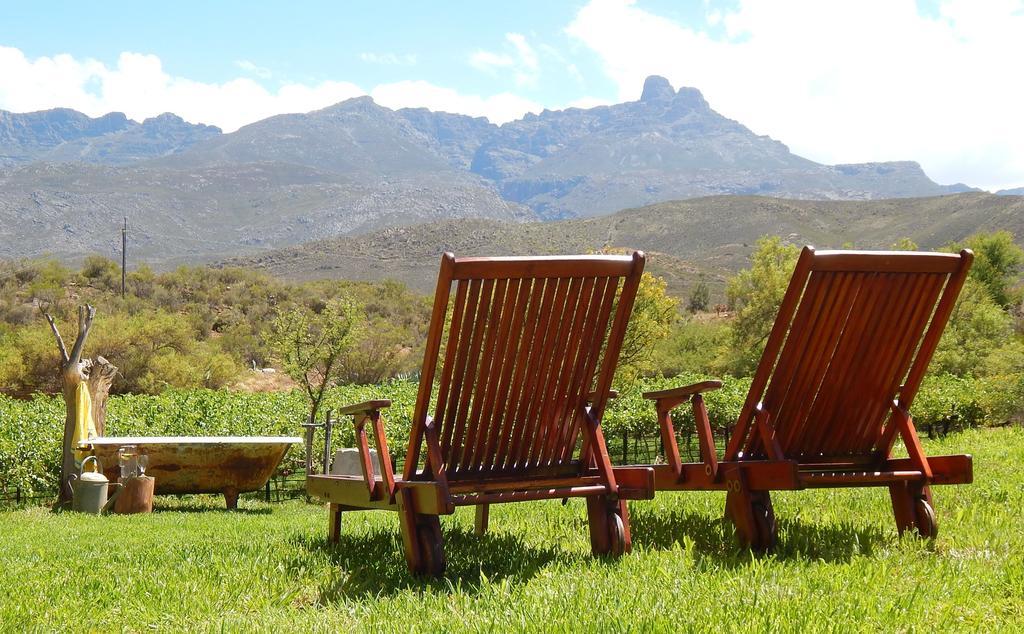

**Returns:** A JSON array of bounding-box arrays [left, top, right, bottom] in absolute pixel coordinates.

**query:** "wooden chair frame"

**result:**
[[307, 252, 655, 576], [642, 247, 975, 550]]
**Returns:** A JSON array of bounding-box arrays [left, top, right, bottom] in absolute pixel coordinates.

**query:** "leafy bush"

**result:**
[[649, 318, 731, 378], [0, 381, 418, 497], [0, 260, 432, 396], [3, 371, 1023, 499]]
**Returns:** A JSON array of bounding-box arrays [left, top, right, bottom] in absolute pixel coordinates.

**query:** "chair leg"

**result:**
[[889, 482, 916, 535], [397, 491, 423, 574], [328, 503, 342, 544], [475, 503, 489, 536], [724, 467, 777, 553], [397, 489, 447, 577], [751, 490, 777, 551], [586, 496, 630, 557], [586, 496, 610, 555]]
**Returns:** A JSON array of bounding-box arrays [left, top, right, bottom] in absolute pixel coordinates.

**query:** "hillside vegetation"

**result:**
[[5, 228, 1023, 397], [3, 372, 1021, 498], [0, 258, 431, 396], [228, 192, 1024, 297]]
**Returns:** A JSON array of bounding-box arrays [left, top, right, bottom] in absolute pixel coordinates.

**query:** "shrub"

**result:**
[[649, 318, 731, 378]]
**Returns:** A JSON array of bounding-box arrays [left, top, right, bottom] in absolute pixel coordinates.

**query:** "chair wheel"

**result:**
[[608, 512, 626, 557], [914, 498, 938, 539]]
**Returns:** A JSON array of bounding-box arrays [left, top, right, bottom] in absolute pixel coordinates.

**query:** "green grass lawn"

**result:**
[[2, 427, 1023, 632]]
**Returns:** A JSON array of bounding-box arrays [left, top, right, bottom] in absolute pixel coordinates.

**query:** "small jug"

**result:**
[[69, 456, 122, 514]]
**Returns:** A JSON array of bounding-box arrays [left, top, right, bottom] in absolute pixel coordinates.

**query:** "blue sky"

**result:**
[[0, 1, 728, 104], [1, 1, 1022, 190], [3, 1, 625, 108]]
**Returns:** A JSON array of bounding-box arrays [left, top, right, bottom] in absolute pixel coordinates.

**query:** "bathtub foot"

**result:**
[[224, 487, 239, 510]]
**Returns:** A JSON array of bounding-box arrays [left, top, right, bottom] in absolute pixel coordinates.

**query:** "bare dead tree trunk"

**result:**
[[87, 356, 117, 437], [44, 306, 117, 506]]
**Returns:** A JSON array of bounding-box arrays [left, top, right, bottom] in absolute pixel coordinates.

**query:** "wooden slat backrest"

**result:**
[[404, 252, 646, 482], [725, 247, 973, 462]]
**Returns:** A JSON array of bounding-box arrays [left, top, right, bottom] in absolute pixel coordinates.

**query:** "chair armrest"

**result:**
[[645, 380, 724, 480], [337, 399, 392, 416], [351, 407, 398, 500], [643, 381, 722, 403]]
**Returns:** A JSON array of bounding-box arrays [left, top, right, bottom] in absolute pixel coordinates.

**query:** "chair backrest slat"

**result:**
[[760, 271, 853, 448], [458, 278, 508, 473], [524, 278, 578, 467], [441, 278, 485, 463], [559, 276, 621, 463], [508, 277, 561, 469], [495, 278, 548, 471], [728, 247, 972, 462], [795, 271, 894, 453], [404, 252, 645, 482], [434, 279, 469, 456], [763, 270, 863, 456], [519, 277, 574, 468], [539, 277, 597, 466], [473, 278, 527, 473], [840, 273, 945, 454]]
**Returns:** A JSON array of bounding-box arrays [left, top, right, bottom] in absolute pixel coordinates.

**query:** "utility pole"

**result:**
[[121, 217, 127, 299]]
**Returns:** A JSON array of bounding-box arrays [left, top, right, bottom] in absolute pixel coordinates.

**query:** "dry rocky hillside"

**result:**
[[225, 192, 1024, 297]]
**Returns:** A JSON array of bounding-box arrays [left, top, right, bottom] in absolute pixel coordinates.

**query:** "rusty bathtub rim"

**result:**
[[87, 436, 303, 445]]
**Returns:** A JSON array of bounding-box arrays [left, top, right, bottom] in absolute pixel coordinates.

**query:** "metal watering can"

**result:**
[[69, 456, 122, 514]]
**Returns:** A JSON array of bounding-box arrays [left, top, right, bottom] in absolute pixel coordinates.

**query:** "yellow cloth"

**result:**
[[73, 382, 97, 467]]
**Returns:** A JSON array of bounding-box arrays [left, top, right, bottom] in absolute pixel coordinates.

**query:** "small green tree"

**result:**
[[932, 278, 1013, 376], [892, 237, 919, 251], [649, 317, 730, 377], [687, 278, 711, 313], [725, 236, 800, 375], [267, 299, 363, 425], [957, 231, 1024, 309], [617, 273, 679, 384]]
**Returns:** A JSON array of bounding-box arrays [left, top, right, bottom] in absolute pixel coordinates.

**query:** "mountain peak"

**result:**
[[640, 75, 676, 103], [673, 86, 709, 111]]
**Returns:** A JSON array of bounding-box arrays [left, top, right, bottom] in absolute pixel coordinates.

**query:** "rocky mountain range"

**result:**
[[0, 109, 221, 166], [0, 75, 1005, 263]]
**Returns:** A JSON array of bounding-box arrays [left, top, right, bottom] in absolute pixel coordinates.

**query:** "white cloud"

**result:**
[[0, 47, 364, 131], [469, 50, 516, 71], [0, 46, 540, 131], [470, 32, 541, 88], [234, 59, 272, 79], [567, 0, 1024, 191], [371, 80, 542, 124], [358, 52, 418, 66]]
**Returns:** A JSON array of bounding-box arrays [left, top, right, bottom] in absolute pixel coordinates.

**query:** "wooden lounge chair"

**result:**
[[307, 252, 655, 575], [643, 247, 974, 550]]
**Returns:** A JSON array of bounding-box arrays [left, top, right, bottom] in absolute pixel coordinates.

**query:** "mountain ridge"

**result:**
[[0, 108, 221, 166], [0, 76, 997, 262]]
